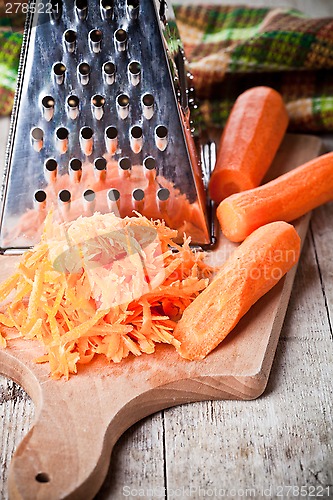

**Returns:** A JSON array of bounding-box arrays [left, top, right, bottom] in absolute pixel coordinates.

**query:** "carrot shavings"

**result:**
[[0, 212, 213, 379]]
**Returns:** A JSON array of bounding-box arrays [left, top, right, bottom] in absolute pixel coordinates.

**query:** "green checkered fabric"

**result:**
[[1, 4, 333, 132], [173, 5, 333, 132], [0, 2, 24, 114]]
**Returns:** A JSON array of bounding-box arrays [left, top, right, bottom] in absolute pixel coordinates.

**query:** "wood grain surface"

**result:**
[[0, 134, 326, 499]]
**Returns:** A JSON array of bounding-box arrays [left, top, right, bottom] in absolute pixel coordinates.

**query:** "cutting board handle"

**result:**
[[1, 347, 139, 500], [4, 348, 208, 500], [4, 350, 238, 500], [7, 383, 121, 500]]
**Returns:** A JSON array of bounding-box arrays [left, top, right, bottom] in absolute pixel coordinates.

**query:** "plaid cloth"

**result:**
[[1, 4, 333, 132], [174, 4, 333, 132], [0, 3, 24, 115]]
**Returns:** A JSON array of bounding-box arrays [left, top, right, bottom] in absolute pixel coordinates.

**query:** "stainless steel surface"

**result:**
[[1, 0, 210, 250]]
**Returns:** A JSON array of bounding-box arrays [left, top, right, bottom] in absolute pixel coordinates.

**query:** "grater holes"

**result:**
[[80, 127, 94, 156], [56, 127, 69, 154], [106, 126, 118, 140], [64, 30, 76, 53], [64, 30, 76, 43], [83, 190, 96, 214], [89, 29, 102, 53], [91, 95, 105, 120], [117, 94, 129, 106], [115, 29, 127, 42], [78, 63, 90, 74], [132, 188, 145, 209], [94, 157, 107, 181], [78, 62, 90, 85], [67, 95, 80, 119], [143, 156, 156, 182], [117, 94, 130, 119], [70, 158, 82, 171], [58, 190, 71, 203], [34, 190, 47, 203], [31, 128, 43, 140], [41, 96, 55, 121], [44, 158, 57, 182], [56, 127, 68, 140], [34, 190, 47, 211], [157, 188, 170, 210], [45, 158, 57, 171], [119, 157, 131, 170], [131, 126, 142, 139], [130, 125, 143, 153], [53, 63, 66, 74], [105, 126, 118, 154], [67, 96, 79, 106], [114, 29, 127, 52], [128, 61, 141, 86], [118, 157, 131, 177], [75, 0, 88, 20], [156, 125, 167, 138], [155, 125, 168, 151], [144, 156, 155, 170], [157, 187, 170, 201], [53, 63, 66, 85], [108, 188, 120, 202], [42, 96, 54, 109], [132, 188, 144, 201], [90, 30, 102, 42], [103, 62, 116, 74], [142, 93, 154, 119], [107, 188, 120, 210], [95, 157, 107, 170], [83, 189, 96, 202], [81, 127, 93, 140], [100, 0, 114, 20], [31, 128, 43, 152], [103, 61, 116, 85], [127, 0, 139, 20], [69, 158, 82, 182]]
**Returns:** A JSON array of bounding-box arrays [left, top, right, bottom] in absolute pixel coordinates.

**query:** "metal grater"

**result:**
[[1, 0, 211, 253]]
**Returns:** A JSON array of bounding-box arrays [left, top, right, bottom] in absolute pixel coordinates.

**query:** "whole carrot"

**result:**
[[208, 86, 289, 204], [174, 221, 300, 361], [217, 151, 333, 243]]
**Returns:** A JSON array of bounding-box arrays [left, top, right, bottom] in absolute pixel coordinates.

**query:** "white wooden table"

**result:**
[[1, 0, 333, 498]]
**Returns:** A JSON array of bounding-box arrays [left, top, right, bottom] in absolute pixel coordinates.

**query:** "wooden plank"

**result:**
[[310, 202, 333, 334], [96, 413, 166, 499], [0, 378, 34, 500], [163, 232, 333, 496]]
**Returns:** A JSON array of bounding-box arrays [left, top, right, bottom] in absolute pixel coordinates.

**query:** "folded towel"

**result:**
[[174, 4, 333, 132], [1, 4, 333, 132], [0, 2, 24, 114]]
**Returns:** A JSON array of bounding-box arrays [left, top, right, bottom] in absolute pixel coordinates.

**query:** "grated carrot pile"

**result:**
[[0, 212, 212, 379]]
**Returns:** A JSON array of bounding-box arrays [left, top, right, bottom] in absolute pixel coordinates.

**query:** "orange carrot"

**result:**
[[174, 221, 300, 360], [208, 86, 289, 204], [217, 151, 333, 243]]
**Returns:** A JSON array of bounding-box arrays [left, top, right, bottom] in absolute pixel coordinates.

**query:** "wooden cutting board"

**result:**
[[0, 134, 322, 499]]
